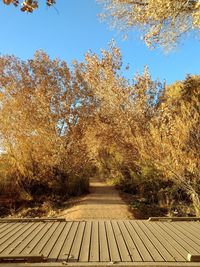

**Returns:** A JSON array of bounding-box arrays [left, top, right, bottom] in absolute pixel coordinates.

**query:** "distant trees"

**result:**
[[99, 0, 200, 49], [2, 0, 55, 12]]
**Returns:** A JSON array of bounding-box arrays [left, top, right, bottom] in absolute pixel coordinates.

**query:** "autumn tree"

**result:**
[[74, 44, 200, 215], [0, 51, 91, 199], [99, 0, 200, 49], [136, 75, 200, 215], [74, 43, 163, 184], [0, 44, 199, 217]]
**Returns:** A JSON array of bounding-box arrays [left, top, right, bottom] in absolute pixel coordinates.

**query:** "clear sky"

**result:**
[[0, 0, 199, 85]]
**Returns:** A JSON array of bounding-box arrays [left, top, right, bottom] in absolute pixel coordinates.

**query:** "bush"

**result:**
[[67, 175, 89, 196]]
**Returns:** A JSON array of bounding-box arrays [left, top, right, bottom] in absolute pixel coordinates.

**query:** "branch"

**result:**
[[119, 0, 148, 5]]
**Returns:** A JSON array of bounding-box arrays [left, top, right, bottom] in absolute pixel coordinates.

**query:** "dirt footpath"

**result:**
[[59, 178, 134, 220]]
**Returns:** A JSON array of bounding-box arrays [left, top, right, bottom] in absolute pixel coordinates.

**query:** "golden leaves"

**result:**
[[0, 46, 199, 213], [21, 0, 38, 12], [99, 0, 200, 49], [2, 0, 56, 12], [3, 0, 13, 4]]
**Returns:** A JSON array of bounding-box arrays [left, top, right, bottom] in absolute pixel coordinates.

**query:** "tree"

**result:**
[[0, 51, 91, 199], [0, 44, 199, 216], [76, 44, 200, 215], [99, 0, 200, 49], [74, 43, 163, 184], [137, 76, 200, 215], [2, 0, 55, 12]]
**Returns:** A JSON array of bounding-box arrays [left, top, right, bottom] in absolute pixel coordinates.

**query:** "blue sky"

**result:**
[[0, 0, 199, 85]]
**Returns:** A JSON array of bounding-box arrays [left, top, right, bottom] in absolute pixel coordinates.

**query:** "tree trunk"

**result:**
[[190, 190, 200, 217]]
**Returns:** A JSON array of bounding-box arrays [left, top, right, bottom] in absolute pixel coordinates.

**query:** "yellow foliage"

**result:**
[[99, 0, 200, 49], [0, 46, 199, 215]]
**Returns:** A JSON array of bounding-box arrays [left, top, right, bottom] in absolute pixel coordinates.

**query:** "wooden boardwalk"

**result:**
[[0, 218, 200, 266]]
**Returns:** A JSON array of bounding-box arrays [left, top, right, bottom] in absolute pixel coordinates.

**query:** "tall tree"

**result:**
[[137, 76, 200, 215], [0, 51, 91, 198]]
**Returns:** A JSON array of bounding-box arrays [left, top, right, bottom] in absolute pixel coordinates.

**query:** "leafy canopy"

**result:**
[[99, 0, 200, 49]]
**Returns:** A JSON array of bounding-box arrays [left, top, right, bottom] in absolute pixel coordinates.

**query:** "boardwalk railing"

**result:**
[[148, 217, 200, 222]]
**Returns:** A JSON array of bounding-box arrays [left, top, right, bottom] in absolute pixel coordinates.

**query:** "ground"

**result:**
[[58, 178, 134, 220], [2, 178, 170, 219]]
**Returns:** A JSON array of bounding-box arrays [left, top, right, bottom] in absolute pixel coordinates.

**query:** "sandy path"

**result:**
[[59, 178, 133, 220]]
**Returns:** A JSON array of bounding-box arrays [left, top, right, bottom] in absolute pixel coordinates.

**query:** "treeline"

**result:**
[[0, 45, 199, 215]]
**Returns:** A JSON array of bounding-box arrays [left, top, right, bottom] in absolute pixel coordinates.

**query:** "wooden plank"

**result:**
[[105, 221, 120, 262], [79, 221, 92, 262], [0, 218, 65, 222], [0, 220, 199, 265], [0, 223, 29, 244], [0, 223, 9, 231], [2, 223, 41, 255], [173, 223, 200, 246], [158, 222, 198, 255], [58, 221, 79, 261], [173, 222, 200, 245], [20, 222, 53, 255], [118, 221, 142, 262], [99, 221, 110, 262], [165, 223, 200, 252], [40, 222, 66, 258], [187, 253, 200, 262], [111, 221, 131, 262], [48, 221, 73, 261], [89, 221, 99, 262], [0, 223, 21, 240], [0, 254, 44, 263], [1, 261, 200, 267], [68, 221, 85, 262], [149, 217, 200, 222], [143, 221, 185, 262], [182, 222, 200, 236], [0, 223, 27, 248], [0, 223, 33, 253], [139, 221, 175, 262], [10, 223, 45, 255], [187, 222, 200, 231], [31, 222, 59, 255], [130, 221, 163, 261], [154, 222, 188, 260], [124, 221, 153, 262]]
